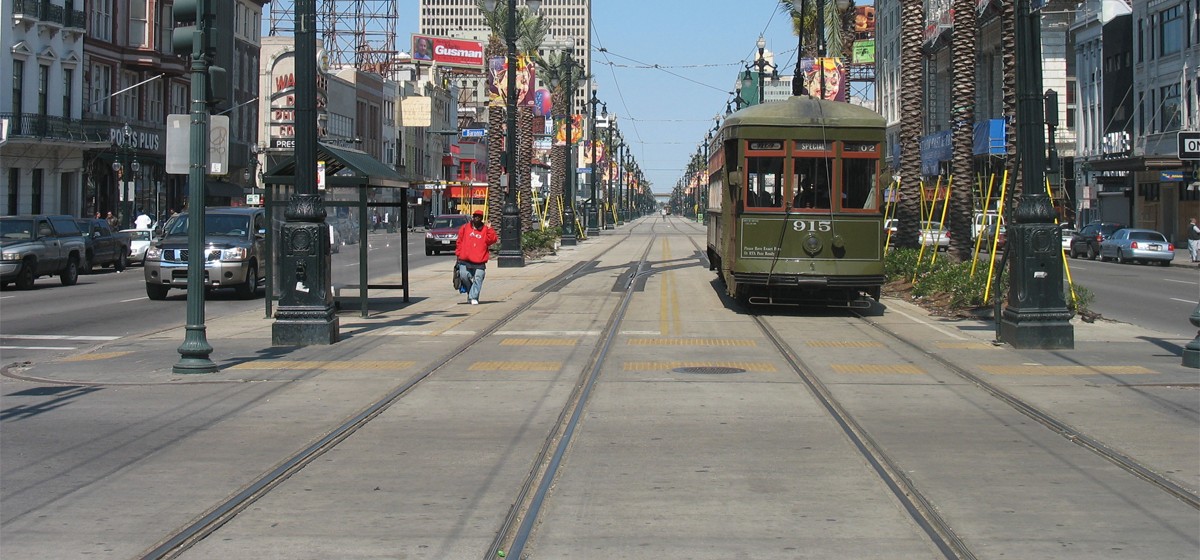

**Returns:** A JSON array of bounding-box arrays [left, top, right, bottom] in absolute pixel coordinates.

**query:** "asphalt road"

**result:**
[[1061, 250, 1199, 338]]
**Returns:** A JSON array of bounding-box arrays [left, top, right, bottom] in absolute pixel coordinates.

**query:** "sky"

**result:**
[[384, 0, 833, 195], [557, 0, 810, 196]]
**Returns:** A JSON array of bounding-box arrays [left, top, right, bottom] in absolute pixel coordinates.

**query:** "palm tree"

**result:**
[[1000, 0, 1019, 197], [893, 0, 926, 249], [516, 16, 547, 232], [947, 0, 978, 260], [535, 48, 587, 232]]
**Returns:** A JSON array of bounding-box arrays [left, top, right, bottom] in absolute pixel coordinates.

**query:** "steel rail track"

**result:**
[[137, 235, 633, 560], [855, 312, 1200, 510], [487, 220, 660, 560]]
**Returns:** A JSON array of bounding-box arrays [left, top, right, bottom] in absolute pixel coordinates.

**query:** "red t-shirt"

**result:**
[[455, 222, 498, 264]]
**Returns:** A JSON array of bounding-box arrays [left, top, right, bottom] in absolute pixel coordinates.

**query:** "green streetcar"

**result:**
[[706, 96, 887, 307]]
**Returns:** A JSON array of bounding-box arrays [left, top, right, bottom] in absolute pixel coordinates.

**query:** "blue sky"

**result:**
[[391, 0, 824, 194]]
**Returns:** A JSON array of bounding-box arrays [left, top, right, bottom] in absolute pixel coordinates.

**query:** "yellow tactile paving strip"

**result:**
[[805, 341, 886, 348], [628, 338, 758, 347], [499, 338, 579, 346], [624, 361, 778, 372], [228, 361, 416, 371], [831, 363, 926, 374], [979, 365, 1157, 375], [469, 361, 562, 371], [56, 352, 134, 362]]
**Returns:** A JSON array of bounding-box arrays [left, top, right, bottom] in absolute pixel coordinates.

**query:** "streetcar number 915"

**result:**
[[792, 220, 832, 232]]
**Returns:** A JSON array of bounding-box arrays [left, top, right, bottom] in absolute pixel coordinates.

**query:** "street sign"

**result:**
[[1178, 131, 1200, 160], [165, 114, 231, 175], [461, 128, 486, 138]]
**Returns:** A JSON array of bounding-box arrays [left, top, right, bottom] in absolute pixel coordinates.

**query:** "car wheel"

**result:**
[[426, 248, 433, 256], [59, 257, 79, 286], [146, 283, 170, 300], [1116, 250, 1127, 264], [114, 251, 127, 272], [15, 260, 36, 290], [235, 263, 258, 299], [1086, 246, 1097, 260]]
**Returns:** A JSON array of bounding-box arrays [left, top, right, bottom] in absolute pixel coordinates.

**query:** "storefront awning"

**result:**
[[263, 142, 409, 189]]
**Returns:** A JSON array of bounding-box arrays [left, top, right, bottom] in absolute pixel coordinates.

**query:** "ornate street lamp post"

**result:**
[[997, 0, 1073, 349], [587, 90, 601, 236], [603, 107, 615, 229], [483, 0, 541, 267], [550, 45, 578, 246], [747, 35, 778, 105]]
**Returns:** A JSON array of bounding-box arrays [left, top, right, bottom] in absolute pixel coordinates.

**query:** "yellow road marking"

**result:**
[[628, 338, 757, 347], [624, 361, 777, 372], [229, 361, 416, 370], [979, 365, 1156, 375], [499, 338, 578, 346], [831, 363, 926, 374], [469, 361, 561, 371], [57, 351, 133, 362]]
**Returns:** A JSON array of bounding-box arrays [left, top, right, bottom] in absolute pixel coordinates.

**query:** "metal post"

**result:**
[[560, 50, 577, 246], [173, 0, 217, 373], [792, 0, 808, 96], [997, 0, 1074, 349], [496, 0, 525, 266], [271, 0, 339, 345], [616, 143, 624, 226], [587, 91, 600, 236]]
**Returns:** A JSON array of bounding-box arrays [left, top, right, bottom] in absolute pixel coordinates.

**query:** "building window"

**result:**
[[120, 71, 139, 121], [147, 80, 164, 122], [1160, 5, 1183, 56], [38, 65, 49, 116], [91, 0, 112, 42], [170, 82, 188, 114], [61, 172, 74, 214], [1160, 83, 1181, 132], [12, 60, 24, 118], [31, 169, 43, 214], [91, 64, 112, 116], [7, 169, 19, 215], [63, 68, 73, 118]]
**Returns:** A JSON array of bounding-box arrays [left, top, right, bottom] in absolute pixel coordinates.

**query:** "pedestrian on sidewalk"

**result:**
[[455, 209, 498, 305], [1188, 217, 1200, 262]]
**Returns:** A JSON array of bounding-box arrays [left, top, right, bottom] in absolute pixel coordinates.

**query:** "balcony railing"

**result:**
[[69, 9, 85, 28], [41, 1, 65, 25], [14, 0, 41, 18], [1, 113, 110, 143]]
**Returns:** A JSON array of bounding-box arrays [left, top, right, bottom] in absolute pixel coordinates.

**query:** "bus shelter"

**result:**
[[263, 142, 412, 318]]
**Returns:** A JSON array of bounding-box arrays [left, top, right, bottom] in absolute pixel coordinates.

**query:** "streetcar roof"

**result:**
[[721, 96, 885, 130]]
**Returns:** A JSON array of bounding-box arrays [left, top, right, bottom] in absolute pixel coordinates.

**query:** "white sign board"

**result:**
[[165, 114, 231, 175], [1178, 131, 1200, 161]]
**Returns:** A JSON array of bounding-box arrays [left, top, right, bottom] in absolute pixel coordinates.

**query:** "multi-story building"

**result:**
[[2, 0, 101, 217], [418, 0, 592, 115]]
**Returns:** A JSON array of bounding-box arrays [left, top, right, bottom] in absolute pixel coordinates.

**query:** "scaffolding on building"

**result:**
[[267, 0, 401, 77]]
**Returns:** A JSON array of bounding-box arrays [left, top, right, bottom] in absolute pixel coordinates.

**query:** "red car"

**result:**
[[424, 214, 469, 256]]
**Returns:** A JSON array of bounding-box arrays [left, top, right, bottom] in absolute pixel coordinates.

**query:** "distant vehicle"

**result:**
[[884, 218, 898, 236], [76, 218, 130, 272], [143, 207, 266, 300], [1069, 221, 1124, 260], [1059, 226, 1076, 253], [920, 221, 950, 251], [1099, 228, 1174, 266], [121, 228, 156, 264], [978, 223, 1006, 253], [0, 215, 85, 289], [425, 214, 469, 256]]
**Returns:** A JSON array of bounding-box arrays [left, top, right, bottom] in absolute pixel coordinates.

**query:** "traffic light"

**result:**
[[171, 0, 232, 109]]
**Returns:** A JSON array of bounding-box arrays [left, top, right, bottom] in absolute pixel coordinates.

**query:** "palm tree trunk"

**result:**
[[487, 105, 505, 231], [547, 91, 566, 230], [948, 0, 978, 260], [517, 106, 534, 232], [1001, 0, 1019, 197], [894, 0, 925, 249]]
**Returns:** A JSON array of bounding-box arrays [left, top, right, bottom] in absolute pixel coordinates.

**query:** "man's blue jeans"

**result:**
[[457, 262, 486, 301]]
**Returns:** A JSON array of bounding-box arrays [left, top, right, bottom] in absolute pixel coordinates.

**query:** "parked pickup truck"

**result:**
[[76, 218, 131, 272], [0, 215, 86, 289]]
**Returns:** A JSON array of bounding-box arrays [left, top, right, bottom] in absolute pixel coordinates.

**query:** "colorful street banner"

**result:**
[[800, 58, 848, 101], [852, 40, 875, 65], [487, 55, 535, 107], [411, 35, 485, 69], [553, 114, 584, 145]]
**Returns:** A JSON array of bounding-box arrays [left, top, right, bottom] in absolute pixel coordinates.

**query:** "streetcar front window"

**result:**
[[745, 156, 784, 209], [842, 157, 879, 210], [792, 157, 834, 210]]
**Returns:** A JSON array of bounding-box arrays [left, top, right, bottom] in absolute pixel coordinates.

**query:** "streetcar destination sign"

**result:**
[[1179, 131, 1200, 160]]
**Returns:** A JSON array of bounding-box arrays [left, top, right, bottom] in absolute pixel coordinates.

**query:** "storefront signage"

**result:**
[[1178, 131, 1200, 160], [268, 49, 329, 150]]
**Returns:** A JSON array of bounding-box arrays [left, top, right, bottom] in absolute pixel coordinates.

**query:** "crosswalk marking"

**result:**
[[1, 334, 121, 341]]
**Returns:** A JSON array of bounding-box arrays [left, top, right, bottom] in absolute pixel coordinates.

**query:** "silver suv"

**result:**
[[143, 207, 266, 299]]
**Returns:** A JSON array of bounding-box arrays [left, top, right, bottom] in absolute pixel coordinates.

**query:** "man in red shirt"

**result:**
[[455, 210, 498, 304]]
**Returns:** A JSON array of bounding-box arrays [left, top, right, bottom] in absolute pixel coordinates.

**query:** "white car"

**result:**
[[120, 228, 156, 264]]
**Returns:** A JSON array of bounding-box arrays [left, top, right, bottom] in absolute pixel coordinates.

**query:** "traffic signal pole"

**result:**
[[173, 0, 217, 373]]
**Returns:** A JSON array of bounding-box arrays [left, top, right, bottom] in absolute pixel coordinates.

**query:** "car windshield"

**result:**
[[1128, 231, 1166, 242], [920, 221, 944, 231], [0, 219, 34, 239], [163, 214, 252, 237], [125, 230, 151, 241], [432, 217, 468, 229]]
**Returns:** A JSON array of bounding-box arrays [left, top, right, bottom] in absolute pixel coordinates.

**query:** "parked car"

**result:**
[[0, 215, 85, 289], [884, 218, 898, 236], [919, 220, 950, 251], [121, 228, 156, 264], [425, 214, 469, 256], [76, 218, 130, 272], [1059, 226, 1077, 253], [143, 207, 266, 300], [978, 223, 1007, 253], [1069, 221, 1124, 260], [1099, 228, 1174, 266]]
